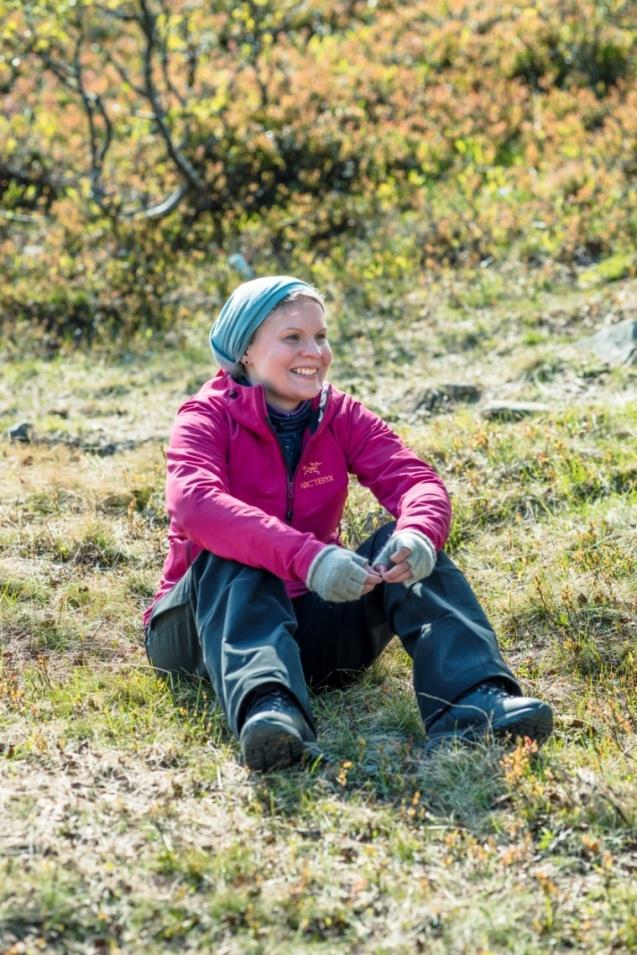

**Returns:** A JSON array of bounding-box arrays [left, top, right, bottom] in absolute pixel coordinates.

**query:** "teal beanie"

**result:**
[[210, 275, 320, 374]]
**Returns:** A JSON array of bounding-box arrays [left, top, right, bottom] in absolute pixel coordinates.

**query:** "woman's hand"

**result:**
[[306, 546, 383, 602], [374, 545, 415, 584], [372, 530, 437, 584], [360, 565, 384, 594]]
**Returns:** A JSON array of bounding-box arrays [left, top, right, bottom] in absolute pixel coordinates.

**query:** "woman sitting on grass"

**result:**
[[144, 275, 553, 771]]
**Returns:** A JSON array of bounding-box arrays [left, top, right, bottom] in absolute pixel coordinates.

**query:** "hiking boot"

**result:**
[[425, 681, 553, 752], [239, 688, 319, 771]]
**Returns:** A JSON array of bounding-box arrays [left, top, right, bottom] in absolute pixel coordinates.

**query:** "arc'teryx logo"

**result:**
[[300, 460, 335, 489]]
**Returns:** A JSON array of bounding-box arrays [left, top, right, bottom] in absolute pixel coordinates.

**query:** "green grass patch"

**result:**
[[1, 271, 636, 953]]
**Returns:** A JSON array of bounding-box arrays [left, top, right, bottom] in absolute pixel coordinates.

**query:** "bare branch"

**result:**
[[137, 0, 206, 192], [29, 12, 115, 215], [36, 49, 77, 89], [157, 0, 186, 106], [140, 182, 190, 218], [93, 3, 139, 23], [71, 13, 113, 210], [17, 0, 230, 221], [180, 16, 199, 92], [102, 47, 146, 98]]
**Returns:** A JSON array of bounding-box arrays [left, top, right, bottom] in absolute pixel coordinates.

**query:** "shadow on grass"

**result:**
[[157, 667, 529, 831]]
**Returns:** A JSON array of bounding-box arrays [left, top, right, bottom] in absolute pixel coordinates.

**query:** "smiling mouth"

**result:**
[[290, 368, 319, 377]]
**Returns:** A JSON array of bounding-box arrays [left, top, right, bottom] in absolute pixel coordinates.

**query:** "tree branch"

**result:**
[[137, 0, 206, 192], [181, 16, 199, 92], [72, 16, 113, 207], [157, 0, 186, 106], [102, 46, 146, 98], [140, 182, 190, 218]]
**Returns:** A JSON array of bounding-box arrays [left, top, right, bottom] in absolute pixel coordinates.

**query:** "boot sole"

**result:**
[[424, 703, 554, 753], [240, 720, 306, 772]]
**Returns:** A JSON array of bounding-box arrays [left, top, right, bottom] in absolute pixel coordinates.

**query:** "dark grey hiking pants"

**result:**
[[145, 522, 519, 737]]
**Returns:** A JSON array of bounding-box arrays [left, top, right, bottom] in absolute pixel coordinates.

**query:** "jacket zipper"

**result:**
[[264, 386, 329, 525], [265, 418, 296, 524], [269, 415, 325, 525], [286, 478, 294, 523], [287, 385, 330, 523]]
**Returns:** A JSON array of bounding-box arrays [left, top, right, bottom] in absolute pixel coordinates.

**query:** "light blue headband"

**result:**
[[210, 275, 320, 374]]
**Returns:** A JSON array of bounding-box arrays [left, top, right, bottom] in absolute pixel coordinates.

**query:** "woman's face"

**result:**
[[241, 297, 332, 411]]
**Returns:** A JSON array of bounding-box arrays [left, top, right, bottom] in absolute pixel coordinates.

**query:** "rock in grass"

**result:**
[[410, 383, 482, 413], [98, 491, 136, 513], [578, 319, 637, 366], [8, 421, 33, 442], [482, 401, 551, 421], [442, 383, 482, 402]]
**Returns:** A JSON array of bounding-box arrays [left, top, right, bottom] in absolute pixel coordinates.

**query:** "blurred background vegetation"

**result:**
[[1, 0, 636, 350]]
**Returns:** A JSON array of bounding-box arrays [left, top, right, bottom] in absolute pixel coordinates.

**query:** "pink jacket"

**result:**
[[144, 371, 451, 626]]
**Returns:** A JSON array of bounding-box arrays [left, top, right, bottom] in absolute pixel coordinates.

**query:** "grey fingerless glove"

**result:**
[[373, 530, 437, 582], [306, 546, 370, 602]]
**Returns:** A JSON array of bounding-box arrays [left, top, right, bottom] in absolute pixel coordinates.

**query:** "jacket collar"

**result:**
[[206, 370, 334, 435]]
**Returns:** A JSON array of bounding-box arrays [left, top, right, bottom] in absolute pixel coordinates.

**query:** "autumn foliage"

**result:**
[[1, 0, 635, 345]]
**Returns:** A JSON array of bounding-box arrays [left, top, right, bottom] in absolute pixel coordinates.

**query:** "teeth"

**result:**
[[292, 368, 317, 376]]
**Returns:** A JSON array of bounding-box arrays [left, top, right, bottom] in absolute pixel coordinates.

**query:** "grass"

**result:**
[[1, 269, 636, 953]]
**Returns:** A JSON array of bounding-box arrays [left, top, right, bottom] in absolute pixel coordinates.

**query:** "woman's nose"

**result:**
[[300, 339, 321, 357]]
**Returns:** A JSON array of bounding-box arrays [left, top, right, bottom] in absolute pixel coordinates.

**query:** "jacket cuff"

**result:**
[[408, 529, 437, 555], [294, 539, 332, 590], [396, 524, 441, 552], [305, 545, 339, 590]]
